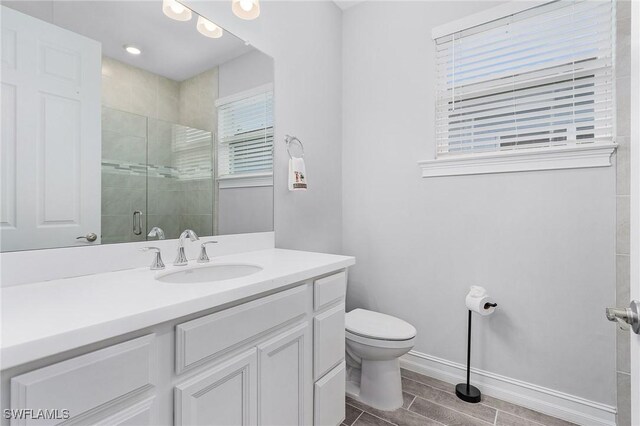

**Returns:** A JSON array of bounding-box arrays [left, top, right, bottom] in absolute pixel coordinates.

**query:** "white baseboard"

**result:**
[[400, 350, 617, 426]]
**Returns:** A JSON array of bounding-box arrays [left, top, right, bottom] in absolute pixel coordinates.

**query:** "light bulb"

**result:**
[[124, 45, 142, 55], [197, 15, 223, 39], [232, 0, 260, 20], [170, 2, 184, 13], [162, 0, 192, 21], [240, 0, 253, 12]]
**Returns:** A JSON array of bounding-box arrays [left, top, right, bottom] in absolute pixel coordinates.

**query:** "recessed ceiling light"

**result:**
[[197, 16, 223, 39], [124, 45, 142, 55], [232, 0, 260, 20], [162, 0, 192, 21]]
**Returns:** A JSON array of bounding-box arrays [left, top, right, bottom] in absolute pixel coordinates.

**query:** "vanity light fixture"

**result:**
[[232, 0, 260, 20], [162, 0, 192, 21], [196, 16, 223, 38], [124, 45, 142, 55]]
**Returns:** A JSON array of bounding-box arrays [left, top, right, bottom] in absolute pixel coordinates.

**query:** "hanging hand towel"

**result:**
[[288, 157, 307, 191]]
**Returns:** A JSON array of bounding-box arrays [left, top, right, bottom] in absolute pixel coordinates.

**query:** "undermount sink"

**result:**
[[156, 263, 263, 284]]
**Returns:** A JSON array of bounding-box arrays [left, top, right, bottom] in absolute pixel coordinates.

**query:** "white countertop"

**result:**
[[1, 248, 355, 370]]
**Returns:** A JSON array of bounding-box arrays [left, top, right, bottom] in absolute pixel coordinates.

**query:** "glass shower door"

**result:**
[[101, 107, 148, 244], [101, 107, 214, 244]]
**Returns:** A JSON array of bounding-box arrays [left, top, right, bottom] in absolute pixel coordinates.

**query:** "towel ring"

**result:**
[[285, 135, 304, 159]]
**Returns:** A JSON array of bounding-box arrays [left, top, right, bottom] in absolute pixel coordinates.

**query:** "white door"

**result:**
[[630, 1, 640, 423], [258, 322, 312, 426], [0, 6, 101, 251]]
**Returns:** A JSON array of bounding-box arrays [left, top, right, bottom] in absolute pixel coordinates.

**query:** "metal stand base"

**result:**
[[455, 383, 481, 403], [456, 310, 481, 404]]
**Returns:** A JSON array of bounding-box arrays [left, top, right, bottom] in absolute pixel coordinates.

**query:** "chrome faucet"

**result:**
[[197, 241, 218, 263], [147, 226, 165, 240], [174, 229, 199, 266], [140, 247, 165, 270]]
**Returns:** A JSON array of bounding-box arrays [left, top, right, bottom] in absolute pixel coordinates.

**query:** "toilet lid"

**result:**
[[345, 309, 417, 341]]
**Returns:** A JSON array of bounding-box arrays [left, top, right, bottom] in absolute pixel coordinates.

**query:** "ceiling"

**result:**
[[2, 1, 255, 81], [333, 1, 367, 10]]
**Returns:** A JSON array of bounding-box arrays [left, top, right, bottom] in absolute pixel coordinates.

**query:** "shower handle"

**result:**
[[133, 210, 143, 235]]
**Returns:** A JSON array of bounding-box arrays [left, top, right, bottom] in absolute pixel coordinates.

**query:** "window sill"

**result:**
[[417, 143, 617, 178], [218, 172, 273, 189]]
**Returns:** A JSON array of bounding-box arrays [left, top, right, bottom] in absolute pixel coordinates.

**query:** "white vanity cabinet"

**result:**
[[2, 269, 348, 426]]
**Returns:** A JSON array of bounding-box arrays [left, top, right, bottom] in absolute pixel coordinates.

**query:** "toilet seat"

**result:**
[[346, 330, 415, 349], [346, 309, 417, 341]]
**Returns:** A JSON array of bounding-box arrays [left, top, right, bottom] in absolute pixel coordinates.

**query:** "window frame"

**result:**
[[419, 0, 617, 178], [216, 83, 274, 188]]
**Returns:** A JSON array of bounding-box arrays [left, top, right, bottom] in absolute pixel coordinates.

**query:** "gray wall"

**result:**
[[219, 50, 274, 98], [218, 187, 273, 235], [188, 1, 343, 252], [217, 50, 275, 236], [342, 1, 616, 406]]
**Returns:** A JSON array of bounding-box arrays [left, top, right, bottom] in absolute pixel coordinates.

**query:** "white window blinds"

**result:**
[[217, 90, 274, 177], [172, 125, 213, 180], [435, 0, 615, 157]]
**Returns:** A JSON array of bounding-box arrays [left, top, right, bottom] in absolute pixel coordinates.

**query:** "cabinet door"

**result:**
[[94, 397, 156, 426], [175, 349, 257, 426], [258, 323, 311, 426]]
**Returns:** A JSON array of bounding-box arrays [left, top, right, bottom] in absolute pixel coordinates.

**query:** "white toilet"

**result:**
[[345, 309, 417, 411]]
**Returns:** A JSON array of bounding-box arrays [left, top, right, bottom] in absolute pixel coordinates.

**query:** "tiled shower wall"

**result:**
[[100, 57, 217, 242], [615, 1, 632, 424], [101, 56, 180, 123], [101, 108, 147, 244]]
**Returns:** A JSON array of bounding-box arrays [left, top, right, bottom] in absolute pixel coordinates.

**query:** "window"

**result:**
[[217, 86, 274, 185], [420, 0, 617, 177]]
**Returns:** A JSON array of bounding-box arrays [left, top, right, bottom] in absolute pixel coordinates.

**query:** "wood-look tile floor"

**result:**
[[343, 369, 577, 426]]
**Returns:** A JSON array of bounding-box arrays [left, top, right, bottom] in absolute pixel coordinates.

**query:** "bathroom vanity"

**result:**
[[0, 249, 354, 426], [0, 2, 355, 424]]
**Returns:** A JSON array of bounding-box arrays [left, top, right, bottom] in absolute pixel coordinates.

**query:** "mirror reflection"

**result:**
[[0, 1, 274, 252]]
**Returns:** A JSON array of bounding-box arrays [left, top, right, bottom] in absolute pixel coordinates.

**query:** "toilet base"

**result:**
[[347, 358, 403, 411]]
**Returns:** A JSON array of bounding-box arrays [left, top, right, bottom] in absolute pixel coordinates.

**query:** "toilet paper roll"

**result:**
[[465, 293, 496, 316]]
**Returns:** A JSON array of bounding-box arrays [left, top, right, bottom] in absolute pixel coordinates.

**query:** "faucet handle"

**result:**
[[140, 247, 165, 270], [198, 241, 218, 263]]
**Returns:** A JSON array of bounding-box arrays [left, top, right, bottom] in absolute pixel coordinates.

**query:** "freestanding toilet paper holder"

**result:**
[[456, 302, 498, 403]]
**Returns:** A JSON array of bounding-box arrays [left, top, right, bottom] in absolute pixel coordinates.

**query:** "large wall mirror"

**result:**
[[1, 1, 274, 252]]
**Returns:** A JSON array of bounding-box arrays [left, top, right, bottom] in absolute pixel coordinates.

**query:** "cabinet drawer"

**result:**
[[314, 362, 345, 426], [314, 272, 346, 311], [176, 285, 307, 374], [10, 334, 155, 426], [313, 303, 345, 380]]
